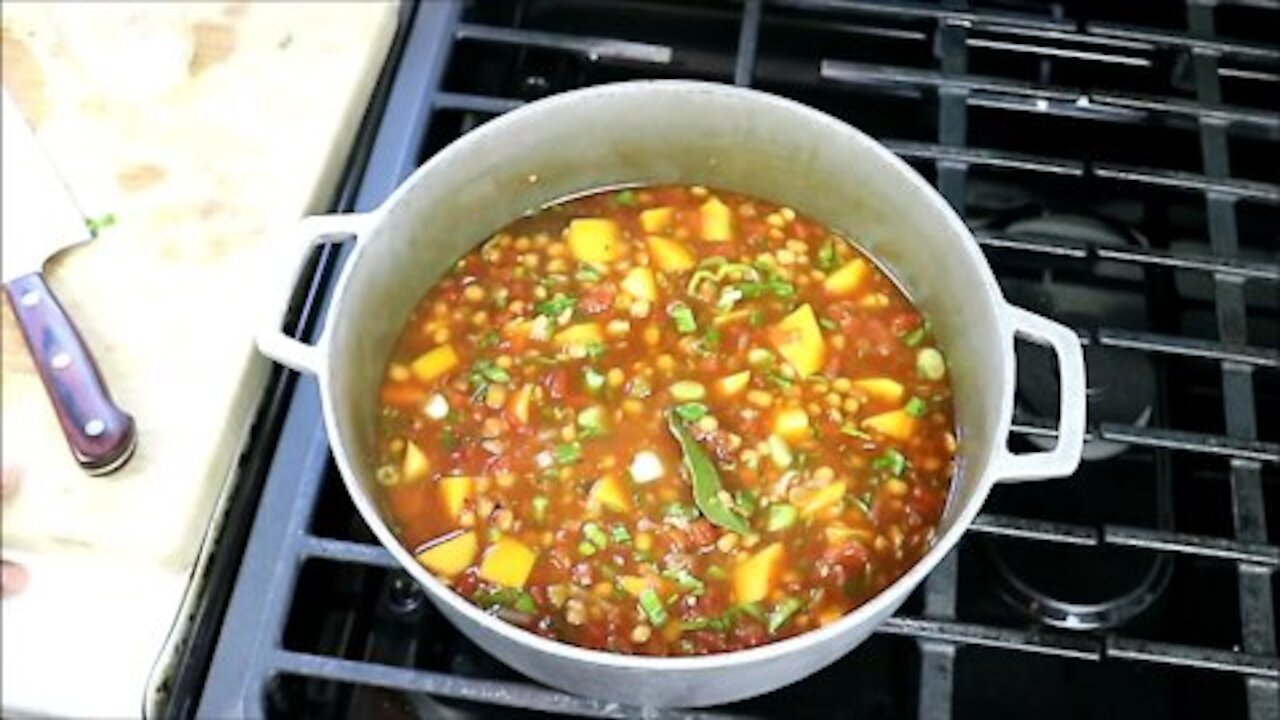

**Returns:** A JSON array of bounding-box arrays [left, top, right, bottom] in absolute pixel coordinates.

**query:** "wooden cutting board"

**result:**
[[0, 2, 397, 716]]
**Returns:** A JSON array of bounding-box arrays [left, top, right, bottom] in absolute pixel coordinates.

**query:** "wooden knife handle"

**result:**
[[4, 272, 136, 475]]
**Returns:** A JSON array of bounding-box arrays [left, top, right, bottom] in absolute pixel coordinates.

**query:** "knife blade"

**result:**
[[2, 91, 136, 474]]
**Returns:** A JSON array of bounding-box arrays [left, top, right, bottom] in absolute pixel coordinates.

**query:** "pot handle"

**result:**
[[255, 213, 368, 375], [992, 304, 1087, 483]]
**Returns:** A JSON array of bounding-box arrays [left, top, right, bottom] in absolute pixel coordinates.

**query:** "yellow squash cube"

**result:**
[[772, 407, 811, 442], [589, 474, 631, 513], [801, 481, 847, 518], [416, 531, 478, 577], [733, 542, 784, 604], [410, 344, 459, 383], [479, 536, 538, 588], [567, 218, 625, 262], [772, 304, 826, 377], [862, 409, 917, 441], [647, 236, 696, 272], [699, 197, 733, 241], [621, 266, 658, 302], [438, 475, 473, 520], [639, 206, 674, 233], [717, 370, 751, 397], [852, 378, 905, 403], [553, 322, 604, 350], [823, 258, 868, 296]]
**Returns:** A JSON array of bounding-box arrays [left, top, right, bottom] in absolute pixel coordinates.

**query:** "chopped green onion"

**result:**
[[734, 489, 758, 515], [767, 597, 804, 634], [904, 396, 928, 418], [839, 424, 872, 440], [584, 342, 606, 360], [514, 591, 538, 614], [583, 366, 606, 392], [664, 502, 700, 521], [85, 213, 117, 237], [575, 266, 603, 283], [737, 601, 765, 621], [531, 495, 549, 523], [613, 189, 637, 206], [916, 347, 947, 380], [901, 325, 927, 347], [582, 522, 609, 549], [553, 442, 583, 465], [681, 616, 729, 632], [610, 525, 632, 544], [871, 448, 908, 476], [669, 302, 698, 334], [478, 330, 500, 349], [638, 588, 668, 627], [818, 317, 839, 331], [577, 540, 597, 556], [672, 402, 710, 422], [816, 239, 838, 271], [766, 503, 798, 531], [662, 568, 706, 595]]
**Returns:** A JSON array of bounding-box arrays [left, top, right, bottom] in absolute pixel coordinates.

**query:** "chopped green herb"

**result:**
[[734, 489, 758, 515], [553, 442, 583, 465], [668, 414, 750, 534], [749, 308, 766, 327], [766, 503, 798, 532], [577, 540, 597, 556], [767, 597, 804, 634], [737, 601, 766, 621], [663, 502, 700, 521], [584, 342, 606, 361], [582, 522, 610, 549], [765, 369, 794, 389], [818, 317, 839, 331], [852, 492, 874, 517], [699, 327, 722, 352], [531, 495, 549, 523], [613, 189, 637, 206], [672, 402, 710, 422], [610, 525, 632, 544], [681, 616, 730, 632], [706, 564, 727, 580], [669, 302, 698, 334], [904, 396, 928, 418], [468, 359, 510, 391], [440, 426, 459, 451], [478, 330, 500, 349], [638, 588, 668, 627], [535, 294, 577, 318], [85, 213, 117, 237], [871, 448, 908, 476]]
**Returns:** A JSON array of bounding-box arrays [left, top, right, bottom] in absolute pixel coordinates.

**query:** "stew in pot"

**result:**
[[374, 185, 956, 656]]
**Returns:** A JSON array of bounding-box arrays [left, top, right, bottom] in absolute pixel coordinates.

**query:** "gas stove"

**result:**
[[158, 2, 1277, 718]]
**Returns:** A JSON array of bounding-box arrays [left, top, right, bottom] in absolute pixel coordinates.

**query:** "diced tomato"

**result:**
[[579, 284, 617, 315], [380, 383, 427, 408]]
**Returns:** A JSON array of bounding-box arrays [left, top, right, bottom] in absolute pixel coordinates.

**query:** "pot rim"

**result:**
[[317, 80, 1014, 671]]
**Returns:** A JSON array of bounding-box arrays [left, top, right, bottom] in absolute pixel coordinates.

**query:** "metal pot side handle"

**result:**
[[993, 303, 1088, 483], [255, 213, 368, 375]]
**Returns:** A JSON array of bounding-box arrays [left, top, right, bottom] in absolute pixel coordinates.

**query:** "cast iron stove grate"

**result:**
[[172, 2, 1277, 719]]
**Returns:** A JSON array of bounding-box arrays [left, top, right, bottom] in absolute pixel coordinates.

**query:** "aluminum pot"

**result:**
[[257, 80, 1086, 708]]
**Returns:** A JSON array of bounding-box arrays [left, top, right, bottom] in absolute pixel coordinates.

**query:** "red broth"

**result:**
[[375, 185, 955, 656]]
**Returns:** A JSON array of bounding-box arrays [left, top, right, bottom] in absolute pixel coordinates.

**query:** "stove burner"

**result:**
[[989, 212, 1171, 630], [1007, 213, 1156, 461]]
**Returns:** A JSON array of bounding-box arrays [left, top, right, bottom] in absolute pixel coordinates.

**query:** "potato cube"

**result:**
[[479, 536, 538, 588], [589, 474, 631, 512], [772, 304, 826, 377], [567, 218, 625, 262], [438, 475, 473, 520], [852, 378, 905, 403], [621, 267, 658, 302], [699, 197, 733, 242], [717, 370, 751, 397], [823, 258, 868, 296], [410, 344, 459, 382], [647, 236, 695, 272], [416, 531, 478, 577], [861, 409, 917, 441], [772, 407, 811, 442], [800, 481, 846, 518], [402, 441, 430, 483], [553, 322, 604, 350], [733, 542, 784, 604], [639, 206, 674, 233]]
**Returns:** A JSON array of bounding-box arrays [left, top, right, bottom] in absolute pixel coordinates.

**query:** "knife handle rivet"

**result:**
[[84, 419, 106, 437], [50, 351, 71, 370], [20, 290, 40, 307]]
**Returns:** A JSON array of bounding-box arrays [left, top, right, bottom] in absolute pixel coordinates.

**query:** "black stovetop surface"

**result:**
[[161, 2, 1277, 719]]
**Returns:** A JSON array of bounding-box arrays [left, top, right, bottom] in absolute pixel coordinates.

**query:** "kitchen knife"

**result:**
[[2, 91, 136, 474]]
